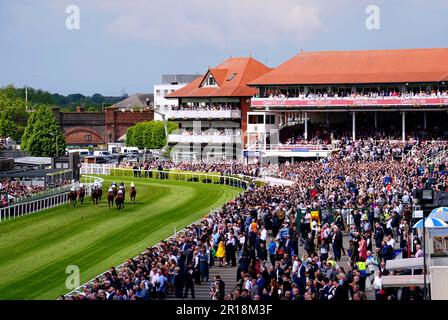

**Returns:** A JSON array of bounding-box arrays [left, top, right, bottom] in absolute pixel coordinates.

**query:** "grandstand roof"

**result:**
[[249, 48, 448, 86], [167, 57, 271, 98]]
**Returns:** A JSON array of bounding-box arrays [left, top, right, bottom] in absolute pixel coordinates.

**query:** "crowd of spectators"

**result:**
[[178, 128, 240, 136], [0, 178, 72, 207], [0, 137, 13, 150], [65, 138, 448, 301], [172, 103, 239, 111], [260, 89, 448, 100], [0, 179, 45, 206]]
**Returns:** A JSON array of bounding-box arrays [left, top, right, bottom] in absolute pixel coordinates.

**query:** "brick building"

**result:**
[[54, 105, 154, 146]]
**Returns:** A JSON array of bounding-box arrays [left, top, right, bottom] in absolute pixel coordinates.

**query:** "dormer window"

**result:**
[[202, 73, 218, 87]]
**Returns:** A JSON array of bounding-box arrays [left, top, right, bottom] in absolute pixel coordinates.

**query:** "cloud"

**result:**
[[94, 0, 325, 48]]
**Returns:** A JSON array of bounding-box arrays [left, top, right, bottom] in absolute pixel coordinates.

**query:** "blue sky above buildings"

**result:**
[[1, 0, 447, 96]]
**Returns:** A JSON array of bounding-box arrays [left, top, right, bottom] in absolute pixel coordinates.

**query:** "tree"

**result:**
[[21, 106, 66, 157], [0, 114, 16, 138], [126, 121, 177, 149], [0, 87, 28, 140]]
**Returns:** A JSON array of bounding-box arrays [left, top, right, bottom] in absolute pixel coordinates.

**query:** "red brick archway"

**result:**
[[65, 127, 105, 145]]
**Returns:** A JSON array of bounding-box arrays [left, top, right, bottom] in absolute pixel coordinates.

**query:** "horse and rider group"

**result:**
[[107, 181, 137, 210], [68, 180, 137, 211]]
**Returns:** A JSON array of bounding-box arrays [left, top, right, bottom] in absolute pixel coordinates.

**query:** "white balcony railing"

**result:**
[[167, 110, 241, 119], [168, 134, 241, 144]]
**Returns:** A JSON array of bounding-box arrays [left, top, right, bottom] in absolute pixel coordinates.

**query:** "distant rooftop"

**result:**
[[162, 74, 201, 85], [108, 93, 154, 110], [14, 157, 52, 166]]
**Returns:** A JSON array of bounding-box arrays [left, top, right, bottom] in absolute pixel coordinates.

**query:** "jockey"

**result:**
[[112, 182, 117, 188], [130, 182, 135, 188], [108, 187, 113, 193], [79, 183, 84, 189], [70, 186, 76, 192], [118, 189, 123, 195], [120, 182, 125, 187], [119, 185, 124, 190]]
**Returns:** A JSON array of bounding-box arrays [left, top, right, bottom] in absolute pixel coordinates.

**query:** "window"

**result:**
[[249, 115, 264, 124], [164, 105, 168, 112], [202, 73, 217, 87], [266, 115, 276, 124], [156, 90, 161, 97], [227, 73, 237, 81], [164, 90, 168, 96], [85, 135, 92, 141]]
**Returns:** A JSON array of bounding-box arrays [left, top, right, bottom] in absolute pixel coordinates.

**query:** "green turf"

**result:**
[[0, 176, 242, 300]]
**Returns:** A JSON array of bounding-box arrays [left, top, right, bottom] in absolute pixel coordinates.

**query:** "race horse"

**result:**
[[115, 192, 125, 210], [92, 185, 102, 205], [107, 188, 115, 209], [130, 185, 137, 204], [68, 189, 78, 206], [78, 185, 86, 205]]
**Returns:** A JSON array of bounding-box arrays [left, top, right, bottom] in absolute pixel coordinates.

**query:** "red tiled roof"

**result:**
[[249, 48, 448, 86], [167, 57, 271, 98]]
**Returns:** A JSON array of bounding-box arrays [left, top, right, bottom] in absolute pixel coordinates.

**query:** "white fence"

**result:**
[[0, 176, 103, 223], [80, 163, 116, 175]]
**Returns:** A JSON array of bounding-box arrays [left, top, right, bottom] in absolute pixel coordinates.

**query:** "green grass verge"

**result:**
[[0, 176, 241, 300]]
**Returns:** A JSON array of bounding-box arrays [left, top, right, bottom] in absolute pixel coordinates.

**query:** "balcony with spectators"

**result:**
[[168, 102, 241, 120]]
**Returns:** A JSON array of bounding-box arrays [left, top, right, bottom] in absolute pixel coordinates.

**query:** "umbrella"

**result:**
[[413, 217, 448, 229], [429, 207, 448, 222]]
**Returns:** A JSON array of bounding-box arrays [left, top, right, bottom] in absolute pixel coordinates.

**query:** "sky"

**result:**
[[1, 0, 447, 96]]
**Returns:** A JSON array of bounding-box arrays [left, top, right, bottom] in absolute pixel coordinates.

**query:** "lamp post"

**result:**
[[50, 132, 58, 157], [416, 187, 435, 300]]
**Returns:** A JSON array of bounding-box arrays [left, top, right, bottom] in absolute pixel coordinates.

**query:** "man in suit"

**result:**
[[319, 278, 331, 300], [184, 263, 195, 299], [293, 259, 306, 294], [274, 263, 284, 284]]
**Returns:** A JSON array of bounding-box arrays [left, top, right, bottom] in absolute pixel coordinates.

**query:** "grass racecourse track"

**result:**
[[0, 176, 242, 300]]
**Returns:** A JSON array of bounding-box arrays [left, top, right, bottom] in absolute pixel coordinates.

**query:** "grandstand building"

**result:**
[[167, 57, 271, 161], [246, 48, 448, 161]]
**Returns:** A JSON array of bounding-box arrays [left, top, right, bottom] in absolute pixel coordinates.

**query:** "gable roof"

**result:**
[[249, 48, 448, 86], [108, 93, 153, 109], [167, 57, 271, 98]]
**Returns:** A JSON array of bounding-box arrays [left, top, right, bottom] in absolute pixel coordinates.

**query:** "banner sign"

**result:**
[[251, 97, 448, 108]]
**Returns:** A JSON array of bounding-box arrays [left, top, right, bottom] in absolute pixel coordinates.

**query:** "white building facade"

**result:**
[[153, 74, 200, 121]]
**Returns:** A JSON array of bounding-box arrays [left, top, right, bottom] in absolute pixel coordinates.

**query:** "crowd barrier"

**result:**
[[0, 176, 103, 223]]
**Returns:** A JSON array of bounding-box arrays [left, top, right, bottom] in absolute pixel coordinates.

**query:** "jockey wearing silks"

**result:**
[[93, 180, 102, 189]]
